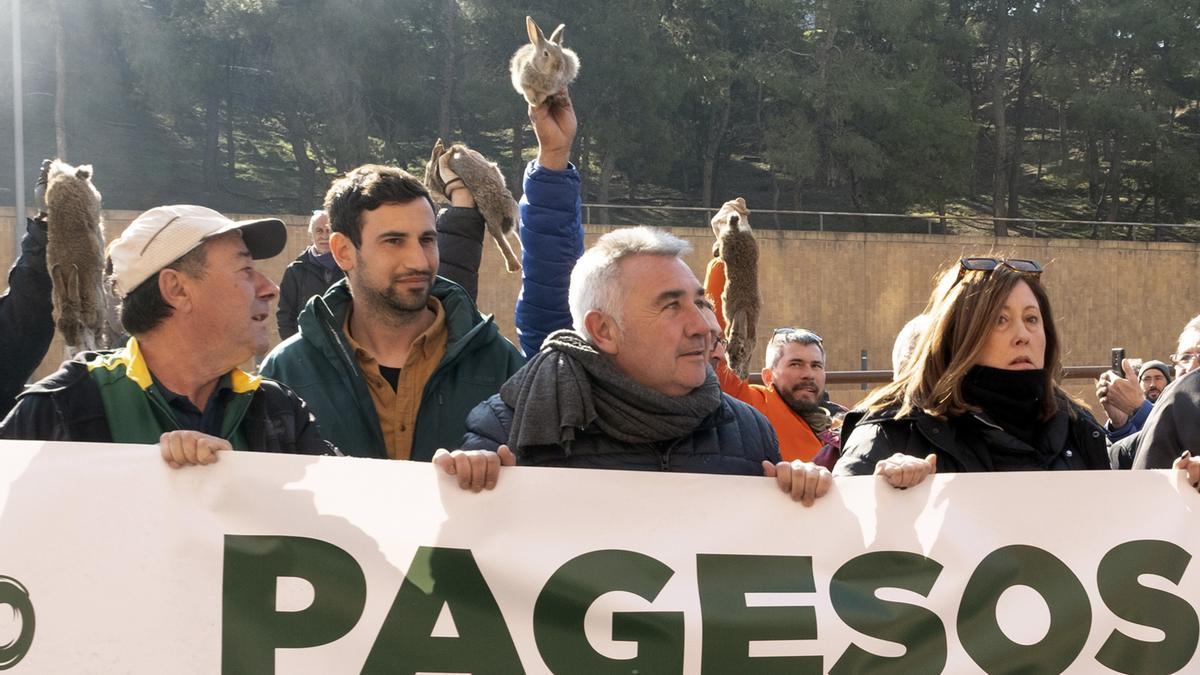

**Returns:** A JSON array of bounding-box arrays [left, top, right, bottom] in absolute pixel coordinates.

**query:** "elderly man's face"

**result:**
[[310, 213, 331, 254], [185, 233, 279, 363], [608, 255, 711, 397], [1175, 331, 1200, 379], [1140, 369, 1169, 402]]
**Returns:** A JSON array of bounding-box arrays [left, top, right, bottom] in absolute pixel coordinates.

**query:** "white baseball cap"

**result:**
[[108, 205, 286, 297]]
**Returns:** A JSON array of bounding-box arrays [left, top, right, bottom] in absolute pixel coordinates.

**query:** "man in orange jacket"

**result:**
[[704, 258, 845, 462]]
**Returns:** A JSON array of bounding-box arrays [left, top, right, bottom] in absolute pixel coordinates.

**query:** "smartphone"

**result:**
[[1111, 347, 1125, 377]]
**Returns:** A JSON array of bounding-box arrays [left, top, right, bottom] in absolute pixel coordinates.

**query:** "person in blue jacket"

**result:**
[[512, 92, 584, 357]]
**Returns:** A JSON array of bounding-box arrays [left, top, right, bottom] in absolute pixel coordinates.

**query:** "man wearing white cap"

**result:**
[[0, 205, 334, 464]]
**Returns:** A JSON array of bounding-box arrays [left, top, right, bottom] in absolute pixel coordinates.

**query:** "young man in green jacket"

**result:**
[[260, 166, 524, 460]]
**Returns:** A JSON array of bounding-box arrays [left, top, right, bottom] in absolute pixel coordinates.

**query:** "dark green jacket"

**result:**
[[260, 277, 524, 460]]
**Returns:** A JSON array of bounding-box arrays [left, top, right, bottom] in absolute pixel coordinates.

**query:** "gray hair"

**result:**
[[569, 226, 691, 341], [308, 209, 328, 235], [765, 328, 825, 370], [1180, 315, 1200, 349]]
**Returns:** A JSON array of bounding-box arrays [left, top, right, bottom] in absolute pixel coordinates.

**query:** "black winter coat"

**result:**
[[834, 395, 1110, 475], [461, 392, 782, 475], [276, 250, 343, 340], [0, 355, 335, 456], [0, 217, 54, 418], [1131, 368, 1200, 469]]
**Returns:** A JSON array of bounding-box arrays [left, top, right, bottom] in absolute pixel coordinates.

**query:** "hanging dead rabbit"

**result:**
[[425, 139, 522, 273], [711, 197, 761, 379], [44, 159, 113, 354]]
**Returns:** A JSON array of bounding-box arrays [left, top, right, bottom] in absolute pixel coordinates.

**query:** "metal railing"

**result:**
[[581, 203, 1200, 240]]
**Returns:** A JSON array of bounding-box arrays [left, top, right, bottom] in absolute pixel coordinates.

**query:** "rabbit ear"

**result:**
[[548, 24, 566, 45], [430, 139, 445, 163], [526, 16, 545, 46]]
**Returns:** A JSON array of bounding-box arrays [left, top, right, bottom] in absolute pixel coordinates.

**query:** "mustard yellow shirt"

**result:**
[[344, 298, 447, 460]]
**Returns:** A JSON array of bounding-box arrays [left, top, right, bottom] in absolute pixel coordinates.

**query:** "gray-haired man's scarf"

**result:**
[[500, 330, 722, 453]]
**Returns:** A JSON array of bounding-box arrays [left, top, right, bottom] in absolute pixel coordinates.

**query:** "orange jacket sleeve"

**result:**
[[703, 257, 727, 332]]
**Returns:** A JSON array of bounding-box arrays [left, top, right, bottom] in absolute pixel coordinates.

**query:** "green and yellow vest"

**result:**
[[86, 338, 262, 449]]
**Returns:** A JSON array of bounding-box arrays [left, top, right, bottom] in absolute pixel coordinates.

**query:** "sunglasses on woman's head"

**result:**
[[958, 257, 1043, 276]]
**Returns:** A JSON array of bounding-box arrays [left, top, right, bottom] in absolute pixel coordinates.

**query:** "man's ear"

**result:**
[[584, 310, 620, 355], [330, 231, 356, 272], [157, 269, 192, 314], [761, 367, 775, 387]]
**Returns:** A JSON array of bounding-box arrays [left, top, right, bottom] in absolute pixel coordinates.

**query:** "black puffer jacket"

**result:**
[[276, 250, 344, 340], [461, 392, 782, 475], [0, 217, 54, 418], [834, 395, 1110, 475], [1132, 368, 1200, 469]]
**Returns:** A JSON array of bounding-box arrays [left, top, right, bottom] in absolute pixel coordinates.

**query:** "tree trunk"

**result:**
[[701, 94, 732, 208], [1106, 134, 1123, 223], [597, 153, 617, 225], [771, 174, 781, 228], [225, 67, 236, 180], [509, 116, 524, 198], [203, 89, 221, 192], [701, 158, 716, 209], [577, 132, 590, 199], [990, 0, 1010, 235], [52, 0, 67, 158], [1006, 46, 1032, 221], [437, 0, 458, 142], [282, 110, 317, 214], [1086, 132, 1100, 208], [1058, 100, 1068, 169]]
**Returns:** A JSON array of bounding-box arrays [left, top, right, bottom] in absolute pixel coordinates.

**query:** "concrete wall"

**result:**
[[5, 207, 1197, 415]]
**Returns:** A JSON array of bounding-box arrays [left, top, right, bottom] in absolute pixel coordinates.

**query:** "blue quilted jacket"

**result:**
[[515, 161, 583, 357]]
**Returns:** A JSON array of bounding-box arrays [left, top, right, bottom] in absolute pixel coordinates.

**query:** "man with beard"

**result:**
[[708, 323, 845, 462], [260, 165, 524, 460], [1108, 316, 1200, 468], [1098, 359, 1175, 442], [1, 205, 333, 462]]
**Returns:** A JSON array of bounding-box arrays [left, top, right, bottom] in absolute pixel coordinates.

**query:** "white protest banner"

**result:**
[[0, 440, 1197, 673]]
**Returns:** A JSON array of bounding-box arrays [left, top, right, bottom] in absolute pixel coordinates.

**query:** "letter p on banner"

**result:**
[[221, 535, 366, 673]]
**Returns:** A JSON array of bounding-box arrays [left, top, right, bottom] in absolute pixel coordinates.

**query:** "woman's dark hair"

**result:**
[[116, 245, 208, 335], [323, 164, 436, 248]]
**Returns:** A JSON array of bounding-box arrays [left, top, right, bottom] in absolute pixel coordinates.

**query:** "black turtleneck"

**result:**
[[961, 366, 1050, 466]]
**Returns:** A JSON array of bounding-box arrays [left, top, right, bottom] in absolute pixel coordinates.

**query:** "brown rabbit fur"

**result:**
[[711, 197, 761, 379], [509, 16, 579, 107], [425, 139, 522, 272], [44, 159, 110, 352]]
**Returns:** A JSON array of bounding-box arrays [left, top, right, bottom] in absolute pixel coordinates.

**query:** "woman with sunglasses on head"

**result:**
[[834, 257, 1112, 486]]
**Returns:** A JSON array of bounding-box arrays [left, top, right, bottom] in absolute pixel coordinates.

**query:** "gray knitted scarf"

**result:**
[[499, 330, 723, 453]]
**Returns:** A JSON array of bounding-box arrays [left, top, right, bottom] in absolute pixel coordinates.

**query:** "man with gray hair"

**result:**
[[276, 209, 344, 339], [435, 226, 832, 505], [1129, 314, 1200, 487]]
